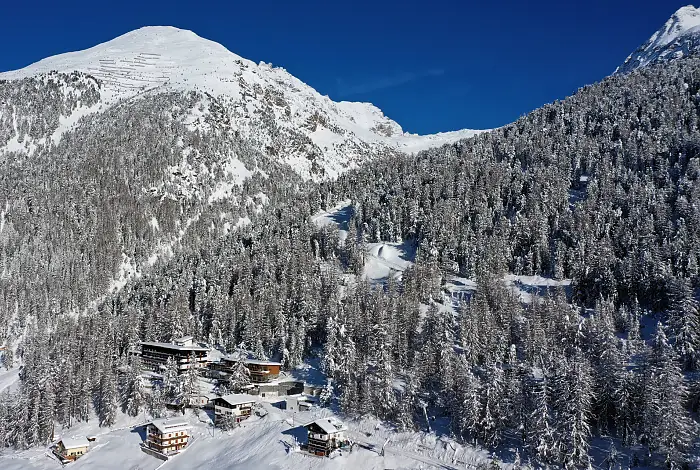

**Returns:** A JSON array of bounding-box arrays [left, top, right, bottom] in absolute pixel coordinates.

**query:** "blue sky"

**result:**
[[0, 0, 690, 133]]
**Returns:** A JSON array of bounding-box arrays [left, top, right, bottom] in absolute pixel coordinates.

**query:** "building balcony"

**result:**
[[147, 433, 189, 442]]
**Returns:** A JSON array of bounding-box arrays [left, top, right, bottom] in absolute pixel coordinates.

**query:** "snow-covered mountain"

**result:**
[[0, 26, 482, 180], [616, 5, 700, 74]]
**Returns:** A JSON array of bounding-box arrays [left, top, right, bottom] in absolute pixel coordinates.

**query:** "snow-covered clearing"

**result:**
[[0, 201, 9, 235], [312, 201, 417, 282], [0, 366, 20, 393], [48, 100, 103, 146], [0, 400, 493, 470], [503, 274, 571, 303], [364, 241, 416, 282], [313, 201, 572, 301]]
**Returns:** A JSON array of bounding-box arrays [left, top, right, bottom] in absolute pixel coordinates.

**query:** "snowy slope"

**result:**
[[616, 5, 700, 74], [0, 402, 492, 470], [0, 26, 484, 180]]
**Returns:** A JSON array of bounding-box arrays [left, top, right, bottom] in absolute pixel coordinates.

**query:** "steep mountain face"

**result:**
[[0, 26, 481, 181], [0, 27, 483, 338], [616, 5, 700, 74]]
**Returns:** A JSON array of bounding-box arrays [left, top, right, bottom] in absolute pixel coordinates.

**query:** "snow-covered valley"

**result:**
[[1, 5, 700, 470]]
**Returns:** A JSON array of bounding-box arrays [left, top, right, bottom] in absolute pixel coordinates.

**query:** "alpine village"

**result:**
[[51, 336, 349, 463]]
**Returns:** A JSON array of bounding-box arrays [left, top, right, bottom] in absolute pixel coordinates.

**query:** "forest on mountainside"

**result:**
[[1, 56, 700, 467], [0, 80, 298, 340]]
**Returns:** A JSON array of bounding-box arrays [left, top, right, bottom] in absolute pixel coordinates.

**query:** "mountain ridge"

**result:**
[[616, 4, 700, 74], [0, 26, 484, 180]]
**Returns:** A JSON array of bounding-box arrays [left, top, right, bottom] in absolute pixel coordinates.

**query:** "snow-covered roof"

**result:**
[[174, 336, 194, 346], [142, 371, 163, 379], [148, 418, 192, 434], [221, 352, 245, 362], [244, 359, 281, 366], [60, 437, 90, 449], [218, 393, 257, 406], [286, 394, 315, 403], [305, 417, 346, 434], [140, 340, 209, 352]]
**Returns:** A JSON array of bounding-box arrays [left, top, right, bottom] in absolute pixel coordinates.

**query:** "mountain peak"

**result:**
[[616, 5, 700, 74], [0, 25, 251, 99], [650, 5, 700, 48], [0, 26, 483, 180]]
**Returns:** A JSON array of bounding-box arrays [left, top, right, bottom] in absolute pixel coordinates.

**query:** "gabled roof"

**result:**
[[148, 418, 192, 434], [217, 393, 257, 406], [304, 417, 346, 434], [59, 437, 90, 449]]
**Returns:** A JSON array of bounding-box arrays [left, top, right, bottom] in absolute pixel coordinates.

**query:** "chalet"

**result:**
[[304, 417, 349, 457], [192, 391, 217, 408], [244, 359, 281, 383], [208, 354, 244, 379], [54, 437, 90, 461], [210, 356, 282, 383], [139, 336, 209, 374], [144, 418, 191, 456], [213, 394, 256, 425]]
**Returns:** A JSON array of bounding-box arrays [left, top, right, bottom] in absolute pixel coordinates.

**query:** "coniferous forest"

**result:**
[[1, 48, 700, 468]]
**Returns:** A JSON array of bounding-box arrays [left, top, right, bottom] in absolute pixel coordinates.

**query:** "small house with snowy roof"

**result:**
[[304, 417, 349, 457], [213, 393, 256, 425], [144, 418, 191, 456], [54, 437, 90, 461]]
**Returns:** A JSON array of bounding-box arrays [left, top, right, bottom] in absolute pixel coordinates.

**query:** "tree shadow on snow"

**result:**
[[327, 205, 354, 232], [281, 425, 308, 444]]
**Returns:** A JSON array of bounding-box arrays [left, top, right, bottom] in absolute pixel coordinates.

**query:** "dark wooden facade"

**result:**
[[304, 419, 348, 457], [140, 341, 208, 374]]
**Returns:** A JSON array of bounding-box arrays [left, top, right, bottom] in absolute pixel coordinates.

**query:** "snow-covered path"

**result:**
[[0, 367, 19, 392]]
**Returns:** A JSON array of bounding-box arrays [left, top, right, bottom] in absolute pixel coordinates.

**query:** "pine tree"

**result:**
[[181, 356, 201, 408], [525, 372, 557, 465], [555, 351, 593, 468], [225, 358, 251, 394], [319, 379, 333, 407], [98, 368, 118, 427], [162, 356, 182, 407], [640, 324, 693, 465], [126, 363, 145, 417], [479, 362, 505, 447], [666, 278, 700, 371]]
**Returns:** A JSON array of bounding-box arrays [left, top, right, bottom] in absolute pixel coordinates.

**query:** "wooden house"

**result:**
[[54, 437, 90, 461], [244, 359, 281, 383], [213, 394, 257, 425], [144, 418, 191, 456], [304, 417, 349, 457]]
